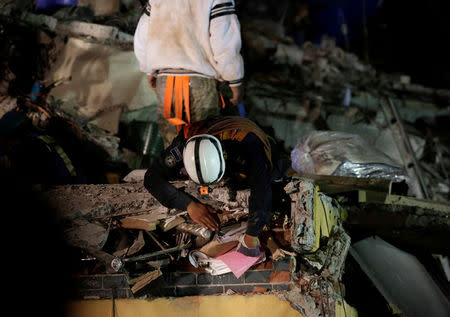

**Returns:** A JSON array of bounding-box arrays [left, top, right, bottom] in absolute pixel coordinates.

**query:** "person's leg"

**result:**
[[155, 76, 178, 147], [156, 76, 220, 147], [188, 76, 220, 121]]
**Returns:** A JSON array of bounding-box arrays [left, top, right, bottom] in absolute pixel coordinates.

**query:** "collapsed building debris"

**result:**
[[1, 2, 449, 316], [242, 27, 450, 203], [35, 174, 449, 314]]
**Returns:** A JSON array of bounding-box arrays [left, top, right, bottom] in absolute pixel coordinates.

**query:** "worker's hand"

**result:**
[[147, 75, 157, 91], [187, 201, 220, 231], [229, 85, 243, 105]]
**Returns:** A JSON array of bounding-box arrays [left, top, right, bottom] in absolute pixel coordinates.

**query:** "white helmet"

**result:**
[[183, 134, 225, 185]]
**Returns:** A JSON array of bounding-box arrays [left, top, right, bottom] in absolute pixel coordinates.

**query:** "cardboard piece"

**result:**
[[216, 247, 264, 279]]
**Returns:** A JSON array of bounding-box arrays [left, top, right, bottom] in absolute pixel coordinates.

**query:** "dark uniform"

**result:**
[[144, 116, 288, 237]]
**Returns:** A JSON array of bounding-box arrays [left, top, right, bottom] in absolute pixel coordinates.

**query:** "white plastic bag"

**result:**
[[291, 131, 407, 182]]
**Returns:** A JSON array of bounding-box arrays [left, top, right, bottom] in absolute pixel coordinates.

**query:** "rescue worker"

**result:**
[[144, 116, 289, 257], [134, 0, 245, 146]]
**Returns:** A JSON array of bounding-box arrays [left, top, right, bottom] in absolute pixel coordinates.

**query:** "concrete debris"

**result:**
[[0, 96, 17, 118], [0, 5, 135, 47], [1, 3, 449, 315], [78, 0, 120, 17], [279, 281, 357, 317], [45, 37, 154, 134], [286, 178, 350, 283], [350, 236, 450, 317], [345, 191, 450, 254], [64, 218, 109, 251], [286, 179, 316, 253], [243, 17, 449, 203], [123, 169, 147, 183], [113, 230, 145, 257], [302, 225, 350, 282]]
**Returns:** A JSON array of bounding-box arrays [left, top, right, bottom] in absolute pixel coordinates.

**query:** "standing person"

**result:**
[[134, 0, 245, 146]]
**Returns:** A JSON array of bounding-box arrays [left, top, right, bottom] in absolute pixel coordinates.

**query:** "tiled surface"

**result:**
[[73, 274, 133, 300], [197, 272, 245, 285], [73, 257, 294, 299]]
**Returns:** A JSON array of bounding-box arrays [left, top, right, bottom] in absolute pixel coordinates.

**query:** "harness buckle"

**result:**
[[199, 186, 210, 196]]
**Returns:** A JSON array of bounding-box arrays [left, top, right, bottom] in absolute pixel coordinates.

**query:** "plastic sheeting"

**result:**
[[188, 250, 231, 276], [291, 130, 408, 182]]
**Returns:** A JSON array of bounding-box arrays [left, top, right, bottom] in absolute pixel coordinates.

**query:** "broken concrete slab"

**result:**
[[344, 193, 450, 254], [350, 236, 450, 317], [44, 37, 156, 134], [113, 230, 145, 257]]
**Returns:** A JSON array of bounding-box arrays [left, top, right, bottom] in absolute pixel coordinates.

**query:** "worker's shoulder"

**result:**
[[162, 136, 185, 168], [242, 132, 263, 145]]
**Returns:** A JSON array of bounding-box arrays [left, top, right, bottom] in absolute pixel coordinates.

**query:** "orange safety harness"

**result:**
[[163, 76, 191, 131], [163, 76, 226, 131]]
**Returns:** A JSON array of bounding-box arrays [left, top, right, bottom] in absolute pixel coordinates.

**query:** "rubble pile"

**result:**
[[40, 180, 280, 289], [242, 19, 450, 202]]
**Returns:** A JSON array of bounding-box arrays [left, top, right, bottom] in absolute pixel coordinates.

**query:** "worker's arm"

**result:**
[[209, 0, 244, 97], [144, 134, 192, 211], [241, 133, 272, 237]]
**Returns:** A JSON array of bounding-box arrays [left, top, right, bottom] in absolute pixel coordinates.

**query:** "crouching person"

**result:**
[[144, 116, 288, 257]]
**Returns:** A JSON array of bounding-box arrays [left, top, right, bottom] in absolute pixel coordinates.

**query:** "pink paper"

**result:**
[[216, 247, 263, 279]]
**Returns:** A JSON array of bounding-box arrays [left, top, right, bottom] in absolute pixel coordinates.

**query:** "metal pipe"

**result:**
[[387, 97, 430, 199], [122, 243, 191, 263]]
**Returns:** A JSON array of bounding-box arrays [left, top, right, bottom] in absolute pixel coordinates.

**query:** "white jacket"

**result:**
[[134, 0, 244, 86]]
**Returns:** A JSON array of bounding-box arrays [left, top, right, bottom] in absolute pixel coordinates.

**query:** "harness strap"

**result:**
[[219, 129, 247, 142], [219, 93, 226, 109], [163, 76, 191, 131], [183, 76, 191, 123]]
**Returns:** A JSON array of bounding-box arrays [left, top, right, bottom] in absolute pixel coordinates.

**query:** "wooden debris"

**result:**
[[267, 236, 285, 261], [147, 258, 171, 269], [129, 269, 162, 294], [120, 213, 165, 231], [267, 236, 295, 261], [199, 240, 239, 258], [146, 231, 175, 261], [160, 216, 186, 232]]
